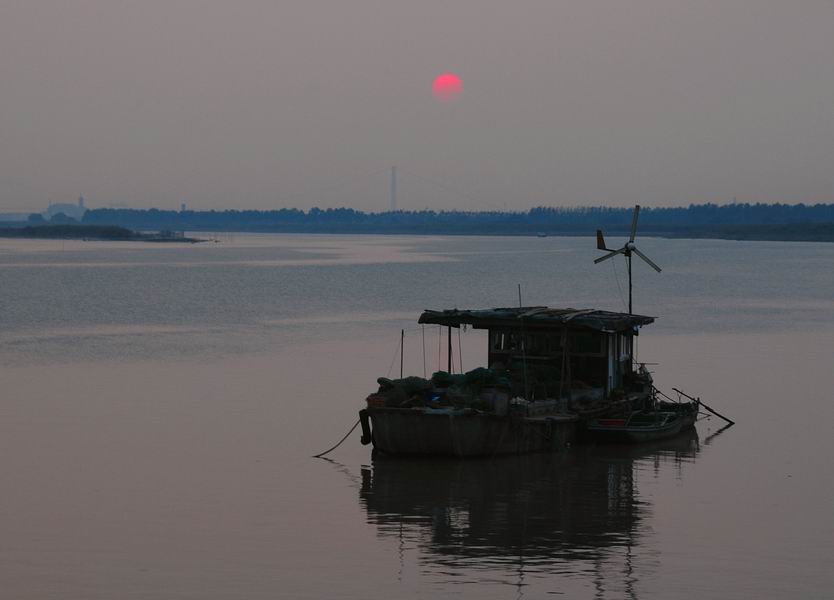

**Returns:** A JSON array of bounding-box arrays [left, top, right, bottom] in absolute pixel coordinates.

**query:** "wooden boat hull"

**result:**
[[361, 407, 578, 457], [584, 404, 698, 444]]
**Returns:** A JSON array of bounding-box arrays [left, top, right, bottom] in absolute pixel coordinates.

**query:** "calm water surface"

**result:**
[[1, 234, 832, 599]]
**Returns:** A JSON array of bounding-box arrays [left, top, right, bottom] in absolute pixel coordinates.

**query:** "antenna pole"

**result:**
[[390, 166, 397, 212]]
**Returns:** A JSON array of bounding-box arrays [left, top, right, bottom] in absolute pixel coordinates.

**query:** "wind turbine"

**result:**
[[594, 205, 661, 314]]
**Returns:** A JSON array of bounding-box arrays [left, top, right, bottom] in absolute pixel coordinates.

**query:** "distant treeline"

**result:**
[[78, 203, 834, 237]]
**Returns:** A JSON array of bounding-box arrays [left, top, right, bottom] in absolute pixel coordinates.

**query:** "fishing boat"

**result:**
[[584, 400, 698, 443], [359, 306, 659, 457]]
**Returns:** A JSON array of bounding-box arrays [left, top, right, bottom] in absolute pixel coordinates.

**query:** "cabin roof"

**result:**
[[418, 307, 654, 333]]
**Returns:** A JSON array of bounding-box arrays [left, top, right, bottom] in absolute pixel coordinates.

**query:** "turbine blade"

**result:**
[[594, 249, 624, 264], [632, 247, 662, 272], [630, 205, 641, 242], [596, 229, 607, 250]]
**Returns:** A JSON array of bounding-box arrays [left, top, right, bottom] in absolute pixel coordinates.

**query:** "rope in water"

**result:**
[[312, 419, 361, 458]]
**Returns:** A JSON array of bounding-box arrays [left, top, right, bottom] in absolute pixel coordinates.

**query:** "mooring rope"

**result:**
[[653, 385, 681, 404], [312, 419, 361, 458]]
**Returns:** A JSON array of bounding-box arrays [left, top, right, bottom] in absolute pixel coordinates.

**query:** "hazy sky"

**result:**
[[1, 1, 833, 212]]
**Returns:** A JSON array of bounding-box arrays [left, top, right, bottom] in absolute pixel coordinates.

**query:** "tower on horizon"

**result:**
[[390, 166, 397, 212]]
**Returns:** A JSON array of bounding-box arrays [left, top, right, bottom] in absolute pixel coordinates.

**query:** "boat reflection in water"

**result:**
[[359, 431, 700, 594]]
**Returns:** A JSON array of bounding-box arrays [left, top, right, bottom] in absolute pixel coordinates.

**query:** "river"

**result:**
[[1, 234, 832, 599]]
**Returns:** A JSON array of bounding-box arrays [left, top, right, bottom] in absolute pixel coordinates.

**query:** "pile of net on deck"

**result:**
[[369, 361, 604, 413], [371, 367, 512, 412]]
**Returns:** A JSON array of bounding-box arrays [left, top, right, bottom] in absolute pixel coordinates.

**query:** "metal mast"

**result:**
[[594, 205, 662, 314]]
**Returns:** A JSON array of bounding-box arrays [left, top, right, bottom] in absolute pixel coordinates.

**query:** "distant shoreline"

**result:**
[[654, 223, 834, 243], [0, 224, 203, 243], [3, 221, 834, 243]]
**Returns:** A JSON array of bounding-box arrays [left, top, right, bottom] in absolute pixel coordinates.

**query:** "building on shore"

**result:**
[[44, 195, 87, 221]]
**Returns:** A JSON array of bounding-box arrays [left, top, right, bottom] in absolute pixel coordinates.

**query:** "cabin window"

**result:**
[[492, 331, 505, 351], [492, 331, 520, 352], [492, 329, 606, 358], [571, 332, 603, 355], [492, 330, 557, 355], [619, 335, 632, 360], [493, 331, 523, 351]]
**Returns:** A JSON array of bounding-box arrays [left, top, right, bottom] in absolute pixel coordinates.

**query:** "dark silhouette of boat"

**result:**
[[360, 307, 665, 457], [584, 401, 698, 443]]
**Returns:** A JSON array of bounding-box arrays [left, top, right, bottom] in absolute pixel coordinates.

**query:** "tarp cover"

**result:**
[[418, 307, 654, 333]]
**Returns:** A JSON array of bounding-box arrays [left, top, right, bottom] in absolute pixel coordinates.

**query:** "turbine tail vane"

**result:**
[[596, 230, 608, 250]]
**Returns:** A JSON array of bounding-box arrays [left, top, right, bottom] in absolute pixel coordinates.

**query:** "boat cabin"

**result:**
[[418, 307, 654, 401]]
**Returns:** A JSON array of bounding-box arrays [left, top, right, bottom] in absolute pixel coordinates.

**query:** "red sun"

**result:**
[[432, 73, 463, 102]]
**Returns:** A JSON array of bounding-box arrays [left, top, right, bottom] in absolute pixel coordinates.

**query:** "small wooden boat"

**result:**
[[585, 401, 698, 443]]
